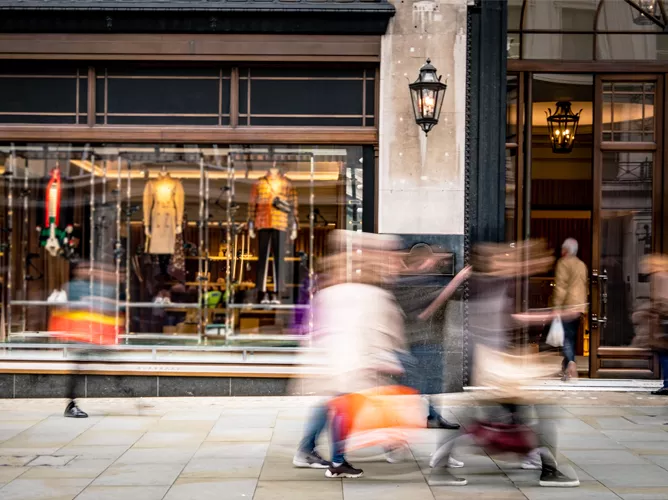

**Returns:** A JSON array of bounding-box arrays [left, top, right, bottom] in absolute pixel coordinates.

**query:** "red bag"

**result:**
[[468, 421, 538, 455]]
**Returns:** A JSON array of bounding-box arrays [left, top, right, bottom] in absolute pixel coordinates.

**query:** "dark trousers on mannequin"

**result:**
[[257, 229, 286, 295]]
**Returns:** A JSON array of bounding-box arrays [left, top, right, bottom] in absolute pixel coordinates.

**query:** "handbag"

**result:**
[[546, 315, 565, 347], [265, 178, 292, 214]]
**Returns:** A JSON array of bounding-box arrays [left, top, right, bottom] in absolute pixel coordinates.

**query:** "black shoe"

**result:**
[[427, 416, 461, 430], [292, 450, 331, 469], [325, 461, 363, 478], [64, 401, 88, 418], [651, 387, 668, 396], [539, 467, 580, 487]]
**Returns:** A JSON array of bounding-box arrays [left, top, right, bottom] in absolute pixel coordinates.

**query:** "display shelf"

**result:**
[[185, 256, 302, 262], [227, 303, 308, 311]]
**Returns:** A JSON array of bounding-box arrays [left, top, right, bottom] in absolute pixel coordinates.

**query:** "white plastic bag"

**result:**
[[546, 315, 564, 347]]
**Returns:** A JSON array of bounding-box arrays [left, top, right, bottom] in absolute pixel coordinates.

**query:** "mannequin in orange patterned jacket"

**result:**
[[248, 163, 298, 304]]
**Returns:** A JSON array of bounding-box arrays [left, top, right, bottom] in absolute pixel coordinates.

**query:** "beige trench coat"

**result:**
[[143, 175, 185, 255]]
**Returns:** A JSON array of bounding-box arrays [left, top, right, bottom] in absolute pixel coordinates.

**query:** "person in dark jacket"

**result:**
[[392, 246, 460, 430]]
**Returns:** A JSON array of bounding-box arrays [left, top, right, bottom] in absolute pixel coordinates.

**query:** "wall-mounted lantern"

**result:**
[[409, 59, 447, 135], [546, 101, 582, 154]]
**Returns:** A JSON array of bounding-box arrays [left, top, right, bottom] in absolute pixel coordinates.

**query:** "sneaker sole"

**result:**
[[325, 470, 363, 478], [292, 459, 329, 469], [521, 464, 542, 470], [539, 479, 580, 487], [428, 478, 468, 486]]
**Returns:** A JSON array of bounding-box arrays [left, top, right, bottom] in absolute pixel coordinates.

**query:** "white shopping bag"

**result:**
[[546, 315, 564, 347]]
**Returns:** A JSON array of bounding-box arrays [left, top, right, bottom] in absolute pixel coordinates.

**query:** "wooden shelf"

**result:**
[[186, 256, 302, 262]]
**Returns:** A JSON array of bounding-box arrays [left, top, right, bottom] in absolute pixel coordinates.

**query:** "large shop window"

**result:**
[[0, 144, 370, 349]]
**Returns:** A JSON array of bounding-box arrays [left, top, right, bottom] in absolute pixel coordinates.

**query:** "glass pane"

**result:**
[[505, 148, 518, 242], [524, 0, 597, 31], [597, 34, 668, 60], [508, 0, 523, 30], [600, 151, 653, 347], [523, 34, 594, 60], [598, 0, 663, 31], [602, 82, 655, 142], [507, 75, 519, 144]]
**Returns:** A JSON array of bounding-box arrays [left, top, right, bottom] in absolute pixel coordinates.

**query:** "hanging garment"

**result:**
[[168, 232, 186, 282], [248, 173, 299, 231], [143, 174, 184, 254]]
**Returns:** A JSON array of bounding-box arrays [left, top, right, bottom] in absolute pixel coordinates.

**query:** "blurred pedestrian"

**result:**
[[428, 241, 579, 488], [392, 246, 461, 430], [48, 262, 124, 417], [292, 230, 405, 478], [553, 238, 588, 381], [639, 254, 668, 396]]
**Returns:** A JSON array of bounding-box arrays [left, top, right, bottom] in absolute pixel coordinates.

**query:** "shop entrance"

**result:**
[[507, 72, 663, 378]]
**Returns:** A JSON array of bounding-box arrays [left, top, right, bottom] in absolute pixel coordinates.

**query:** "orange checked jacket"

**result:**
[[248, 174, 299, 231]]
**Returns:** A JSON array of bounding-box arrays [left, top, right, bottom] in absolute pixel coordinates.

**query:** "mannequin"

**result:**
[[248, 162, 298, 304], [143, 168, 185, 275]]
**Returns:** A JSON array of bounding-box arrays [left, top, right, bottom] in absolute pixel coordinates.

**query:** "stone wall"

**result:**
[[379, 0, 469, 236]]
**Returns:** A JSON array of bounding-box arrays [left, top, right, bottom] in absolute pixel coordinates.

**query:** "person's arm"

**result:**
[[418, 265, 472, 320], [552, 259, 567, 308]]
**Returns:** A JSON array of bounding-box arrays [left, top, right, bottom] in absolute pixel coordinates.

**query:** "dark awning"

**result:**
[[0, 0, 395, 34]]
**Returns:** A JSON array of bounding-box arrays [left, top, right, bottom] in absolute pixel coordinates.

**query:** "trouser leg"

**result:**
[[257, 229, 272, 293], [271, 229, 286, 295], [430, 432, 475, 468], [298, 402, 329, 453]]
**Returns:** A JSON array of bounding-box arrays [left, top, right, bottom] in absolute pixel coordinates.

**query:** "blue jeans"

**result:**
[[562, 317, 580, 368], [298, 400, 345, 464], [400, 344, 444, 420], [660, 352, 668, 389]]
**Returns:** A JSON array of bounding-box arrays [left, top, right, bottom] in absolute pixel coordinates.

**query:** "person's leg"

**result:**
[[651, 352, 668, 395], [537, 446, 580, 487], [562, 318, 579, 379], [64, 348, 88, 418], [293, 402, 331, 468], [256, 229, 271, 301], [412, 344, 459, 429], [325, 403, 363, 478]]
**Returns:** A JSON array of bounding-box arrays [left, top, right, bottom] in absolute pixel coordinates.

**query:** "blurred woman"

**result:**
[[292, 230, 405, 478], [49, 262, 124, 417]]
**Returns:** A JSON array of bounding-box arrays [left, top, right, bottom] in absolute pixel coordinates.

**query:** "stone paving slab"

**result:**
[[0, 392, 666, 499]]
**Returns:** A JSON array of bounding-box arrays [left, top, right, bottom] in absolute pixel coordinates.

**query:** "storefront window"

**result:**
[[0, 143, 368, 348]]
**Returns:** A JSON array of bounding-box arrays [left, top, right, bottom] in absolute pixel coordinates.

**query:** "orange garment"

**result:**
[[248, 173, 298, 231], [49, 309, 123, 345], [329, 386, 426, 452]]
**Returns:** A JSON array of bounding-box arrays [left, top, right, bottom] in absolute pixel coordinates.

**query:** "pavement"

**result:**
[[0, 391, 667, 500]]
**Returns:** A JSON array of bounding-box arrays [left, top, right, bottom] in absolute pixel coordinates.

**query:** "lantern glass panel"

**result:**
[[421, 88, 437, 119]]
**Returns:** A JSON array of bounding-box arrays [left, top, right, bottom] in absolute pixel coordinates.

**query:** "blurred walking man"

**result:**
[[553, 238, 588, 381]]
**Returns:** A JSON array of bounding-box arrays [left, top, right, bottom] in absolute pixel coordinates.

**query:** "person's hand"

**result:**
[[144, 226, 151, 237], [290, 226, 298, 241], [175, 225, 182, 235], [248, 222, 256, 239]]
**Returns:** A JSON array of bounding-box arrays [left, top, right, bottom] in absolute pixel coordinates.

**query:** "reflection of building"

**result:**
[[2, 0, 664, 396], [0, 0, 470, 396]]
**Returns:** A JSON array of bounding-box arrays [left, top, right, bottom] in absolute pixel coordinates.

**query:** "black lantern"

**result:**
[[409, 59, 447, 135], [632, 0, 662, 25], [545, 101, 582, 154]]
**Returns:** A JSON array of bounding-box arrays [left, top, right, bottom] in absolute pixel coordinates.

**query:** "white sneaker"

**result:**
[[448, 457, 465, 468], [521, 449, 542, 470]]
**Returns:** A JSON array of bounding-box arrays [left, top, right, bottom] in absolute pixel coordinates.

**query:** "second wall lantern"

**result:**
[[546, 101, 582, 154]]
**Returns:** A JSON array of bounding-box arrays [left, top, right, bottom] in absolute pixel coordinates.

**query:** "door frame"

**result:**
[[590, 73, 663, 378]]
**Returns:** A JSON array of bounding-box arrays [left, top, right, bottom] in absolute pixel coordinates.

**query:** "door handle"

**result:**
[[598, 268, 608, 329]]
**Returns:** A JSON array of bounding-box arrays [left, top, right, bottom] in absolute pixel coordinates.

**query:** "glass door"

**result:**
[[591, 75, 663, 378]]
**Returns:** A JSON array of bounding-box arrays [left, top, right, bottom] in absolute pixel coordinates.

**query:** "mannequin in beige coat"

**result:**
[[143, 172, 185, 255]]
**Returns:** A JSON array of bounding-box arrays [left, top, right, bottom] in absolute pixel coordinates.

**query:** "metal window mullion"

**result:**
[[125, 160, 132, 342], [308, 154, 315, 343], [115, 154, 122, 345], [198, 154, 205, 344], [6, 145, 16, 340], [21, 148, 30, 333], [225, 153, 233, 340], [89, 153, 96, 336]]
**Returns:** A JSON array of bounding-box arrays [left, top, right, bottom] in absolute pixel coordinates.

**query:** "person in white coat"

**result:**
[[292, 230, 405, 479]]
